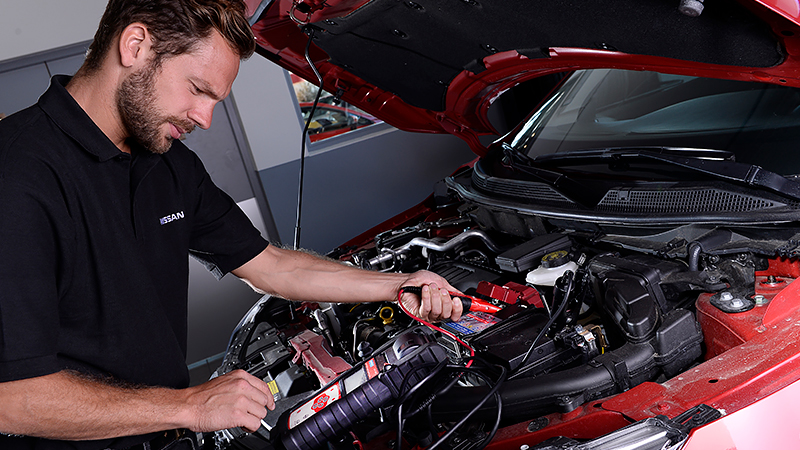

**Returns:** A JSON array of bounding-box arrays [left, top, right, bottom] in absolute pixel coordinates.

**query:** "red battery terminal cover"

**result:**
[[476, 281, 544, 309]]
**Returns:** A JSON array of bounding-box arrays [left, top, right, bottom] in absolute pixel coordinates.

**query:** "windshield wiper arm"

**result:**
[[530, 146, 800, 201], [500, 143, 605, 206], [532, 146, 736, 163], [635, 150, 800, 201]]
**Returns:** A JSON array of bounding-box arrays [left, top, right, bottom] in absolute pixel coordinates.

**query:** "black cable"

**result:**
[[393, 360, 448, 450], [405, 370, 463, 419], [426, 365, 506, 450], [478, 390, 503, 450], [395, 360, 503, 450], [514, 270, 575, 375], [294, 26, 324, 250], [395, 402, 405, 450], [397, 361, 448, 405]]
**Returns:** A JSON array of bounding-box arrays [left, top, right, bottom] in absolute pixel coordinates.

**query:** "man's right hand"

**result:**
[[0, 369, 275, 441], [179, 369, 275, 433]]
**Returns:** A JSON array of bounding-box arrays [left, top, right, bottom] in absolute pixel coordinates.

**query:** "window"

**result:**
[[291, 75, 382, 142]]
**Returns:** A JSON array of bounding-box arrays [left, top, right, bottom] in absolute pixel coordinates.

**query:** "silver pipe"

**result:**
[[367, 230, 501, 269]]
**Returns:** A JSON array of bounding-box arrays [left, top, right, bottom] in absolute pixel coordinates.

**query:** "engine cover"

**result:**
[[589, 255, 686, 344]]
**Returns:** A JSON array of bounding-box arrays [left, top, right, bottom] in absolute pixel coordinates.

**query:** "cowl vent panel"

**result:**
[[597, 189, 779, 214], [472, 163, 578, 207]]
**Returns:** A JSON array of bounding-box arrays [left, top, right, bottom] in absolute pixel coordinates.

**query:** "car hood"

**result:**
[[245, 0, 800, 154]]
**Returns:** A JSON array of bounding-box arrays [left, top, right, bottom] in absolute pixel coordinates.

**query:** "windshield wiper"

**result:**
[[636, 150, 800, 201], [534, 147, 800, 201], [500, 143, 605, 206], [532, 146, 736, 163]]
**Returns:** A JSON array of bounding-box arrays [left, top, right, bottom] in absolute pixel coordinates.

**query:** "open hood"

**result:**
[[245, 0, 800, 154]]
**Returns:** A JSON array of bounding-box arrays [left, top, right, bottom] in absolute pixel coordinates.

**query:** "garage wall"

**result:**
[[258, 131, 474, 252], [0, 1, 107, 62]]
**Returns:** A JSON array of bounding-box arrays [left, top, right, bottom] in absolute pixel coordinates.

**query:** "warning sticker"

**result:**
[[364, 358, 380, 379], [288, 383, 342, 429], [267, 379, 281, 401], [443, 311, 501, 335]]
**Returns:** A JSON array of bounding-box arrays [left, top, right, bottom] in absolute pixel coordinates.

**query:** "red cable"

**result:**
[[397, 287, 475, 368]]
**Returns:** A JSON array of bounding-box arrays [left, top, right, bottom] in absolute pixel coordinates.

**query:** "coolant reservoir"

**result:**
[[526, 250, 578, 286]]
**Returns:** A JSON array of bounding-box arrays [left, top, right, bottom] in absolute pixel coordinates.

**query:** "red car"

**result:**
[[208, 2, 800, 450], [299, 102, 379, 142]]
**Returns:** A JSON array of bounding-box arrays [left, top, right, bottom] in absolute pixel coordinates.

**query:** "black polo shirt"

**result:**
[[0, 76, 268, 449]]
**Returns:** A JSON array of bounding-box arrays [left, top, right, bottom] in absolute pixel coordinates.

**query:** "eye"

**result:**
[[190, 83, 202, 95]]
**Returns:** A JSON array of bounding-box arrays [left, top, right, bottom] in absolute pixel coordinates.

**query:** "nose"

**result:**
[[189, 100, 215, 130]]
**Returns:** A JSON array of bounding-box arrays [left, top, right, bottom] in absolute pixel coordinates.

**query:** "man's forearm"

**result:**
[[232, 246, 464, 322], [0, 371, 186, 440], [233, 245, 407, 303], [0, 369, 273, 441]]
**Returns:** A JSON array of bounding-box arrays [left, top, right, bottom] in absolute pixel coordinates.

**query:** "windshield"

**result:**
[[511, 69, 800, 176]]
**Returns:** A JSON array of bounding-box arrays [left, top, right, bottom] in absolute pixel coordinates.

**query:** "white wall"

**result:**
[[232, 55, 304, 171], [0, 1, 107, 61]]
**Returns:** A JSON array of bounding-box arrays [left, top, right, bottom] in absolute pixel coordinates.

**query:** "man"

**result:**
[[0, 1, 462, 449]]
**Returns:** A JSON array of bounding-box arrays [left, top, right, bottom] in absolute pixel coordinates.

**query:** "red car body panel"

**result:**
[[682, 377, 800, 450]]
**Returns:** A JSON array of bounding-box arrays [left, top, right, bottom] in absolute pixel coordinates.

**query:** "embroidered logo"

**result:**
[[159, 211, 185, 225]]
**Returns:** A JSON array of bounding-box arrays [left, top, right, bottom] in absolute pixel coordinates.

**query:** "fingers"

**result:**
[[418, 283, 461, 322], [449, 289, 464, 322], [400, 270, 466, 322], [418, 285, 432, 320], [184, 369, 276, 433]]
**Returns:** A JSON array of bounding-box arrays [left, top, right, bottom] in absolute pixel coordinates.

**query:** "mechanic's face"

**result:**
[[117, 31, 240, 154]]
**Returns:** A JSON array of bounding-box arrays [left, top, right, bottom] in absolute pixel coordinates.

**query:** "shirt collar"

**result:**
[[38, 75, 131, 162]]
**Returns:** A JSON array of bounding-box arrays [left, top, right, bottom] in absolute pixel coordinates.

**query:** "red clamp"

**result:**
[[400, 286, 502, 314]]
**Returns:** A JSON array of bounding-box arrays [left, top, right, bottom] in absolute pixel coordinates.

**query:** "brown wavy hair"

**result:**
[[81, 0, 255, 74]]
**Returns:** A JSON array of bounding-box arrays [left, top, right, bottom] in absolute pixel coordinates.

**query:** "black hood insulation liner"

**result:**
[[311, 0, 781, 111]]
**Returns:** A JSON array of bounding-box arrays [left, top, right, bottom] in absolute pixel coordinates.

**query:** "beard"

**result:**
[[116, 60, 194, 155]]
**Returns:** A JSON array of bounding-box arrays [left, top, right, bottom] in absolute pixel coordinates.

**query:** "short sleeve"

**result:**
[[0, 159, 70, 381], [184, 149, 269, 277]]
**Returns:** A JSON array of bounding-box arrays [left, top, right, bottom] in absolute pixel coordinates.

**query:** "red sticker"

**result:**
[[364, 358, 380, 379]]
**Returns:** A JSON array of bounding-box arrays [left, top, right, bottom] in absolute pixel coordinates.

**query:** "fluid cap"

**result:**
[[541, 250, 569, 268]]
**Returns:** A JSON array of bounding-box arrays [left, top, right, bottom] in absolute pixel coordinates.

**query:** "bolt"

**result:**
[[679, 0, 705, 17], [720, 292, 733, 302], [521, 446, 530, 450], [754, 295, 768, 305]]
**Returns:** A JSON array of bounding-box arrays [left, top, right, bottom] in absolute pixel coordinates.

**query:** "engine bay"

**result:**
[[207, 193, 800, 450]]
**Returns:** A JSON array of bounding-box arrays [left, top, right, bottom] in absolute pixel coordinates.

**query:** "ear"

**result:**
[[118, 23, 152, 68]]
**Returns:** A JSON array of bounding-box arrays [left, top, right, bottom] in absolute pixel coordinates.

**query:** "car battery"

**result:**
[[439, 306, 597, 378]]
